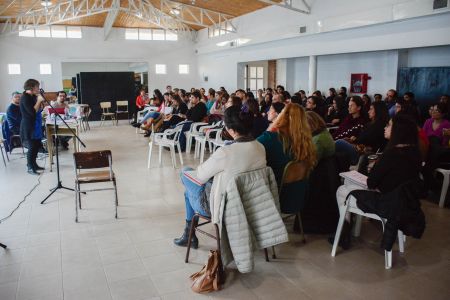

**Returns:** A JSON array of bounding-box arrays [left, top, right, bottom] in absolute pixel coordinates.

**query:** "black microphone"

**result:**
[[39, 88, 45, 96]]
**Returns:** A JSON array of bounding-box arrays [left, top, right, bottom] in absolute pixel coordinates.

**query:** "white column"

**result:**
[[308, 55, 317, 95]]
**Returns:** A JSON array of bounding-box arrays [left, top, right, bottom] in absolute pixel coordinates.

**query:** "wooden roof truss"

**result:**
[[0, 0, 237, 40]]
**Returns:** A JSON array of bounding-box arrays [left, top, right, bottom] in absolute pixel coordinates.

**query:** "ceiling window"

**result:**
[[179, 64, 189, 74], [8, 64, 21, 75], [67, 26, 82, 38], [209, 21, 233, 38], [139, 29, 152, 40], [124, 28, 177, 41], [18, 26, 81, 38], [19, 27, 35, 37], [125, 28, 139, 40], [40, 64, 52, 75], [51, 26, 66, 38], [155, 64, 167, 75], [35, 26, 51, 38], [166, 31, 178, 41], [152, 29, 165, 41]]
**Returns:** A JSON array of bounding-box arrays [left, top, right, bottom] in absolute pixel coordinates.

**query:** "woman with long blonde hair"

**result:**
[[257, 103, 316, 186]]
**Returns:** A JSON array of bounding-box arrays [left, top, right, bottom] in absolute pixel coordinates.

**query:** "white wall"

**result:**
[[196, 12, 450, 93], [61, 62, 146, 79], [406, 45, 450, 67], [0, 27, 197, 110]]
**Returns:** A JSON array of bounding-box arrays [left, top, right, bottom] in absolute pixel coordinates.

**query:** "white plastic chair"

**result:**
[[210, 128, 226, 151], [147, 124, 184, 169], [195, 126, 224, 163], [185, 122, 208, 154], [331, 190, 405, 269], [435, 168, 450, 208]]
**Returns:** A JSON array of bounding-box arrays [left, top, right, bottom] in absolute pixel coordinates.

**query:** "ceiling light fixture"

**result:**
[[170, 9, 180, 15], [40, 0, 52, 7]]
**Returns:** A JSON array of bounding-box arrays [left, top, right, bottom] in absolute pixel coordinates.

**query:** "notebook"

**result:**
[[339, 170, 368, 188], [48, 107, 66, 115]]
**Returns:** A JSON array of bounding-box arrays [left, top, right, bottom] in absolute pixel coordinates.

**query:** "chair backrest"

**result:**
[[279, 161, 309, 214], [73, 150, 112, 170], [116, 101, 128, 109], [100, 102, 111, 112], [173, 123, 185, 143], [280, 161, 308, 187]]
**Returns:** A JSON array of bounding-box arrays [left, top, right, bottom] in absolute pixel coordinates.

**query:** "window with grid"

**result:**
[[8, 64, 21, 75], [178, 64, 189, 74], [155, 64, 166, 74], [40, 64, 52, 75], [244, 66, 264, 95]]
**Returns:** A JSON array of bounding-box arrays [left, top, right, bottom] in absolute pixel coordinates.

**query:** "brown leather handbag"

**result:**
[[190, 250, 224, 293]]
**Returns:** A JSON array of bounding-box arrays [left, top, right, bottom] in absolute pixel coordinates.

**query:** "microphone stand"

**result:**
[[40, 89, 86, 204]]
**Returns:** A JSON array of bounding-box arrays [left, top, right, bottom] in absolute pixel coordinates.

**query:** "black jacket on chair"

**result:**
[[349, 179, 426, 251], [302, 154, 350, 234]]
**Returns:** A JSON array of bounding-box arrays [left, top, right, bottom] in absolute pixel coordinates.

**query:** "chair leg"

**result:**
[[200, 141, 206, 163], [297, 213, 306, 243], [331, 204, 349, 257], [398, 230, 405, 253], [385, 250, 392, 269], [170, 146, 177, 168], [0, 147, 6, 167], [147, 142, 153, 169], [186, 135, 192, 154], [352, 215, 363, 237], [185, 214, 198, 263], [158, 145, 162, 166], [271, 246, 276, 259], [439, 171, 449, 208], [264, 248, 269, 262], [78, 182, 82, 209], [177, 144, 184, 166], [194, 140, 199, 159], [75, 184, 79, 222], [114, 179, 118, 219]]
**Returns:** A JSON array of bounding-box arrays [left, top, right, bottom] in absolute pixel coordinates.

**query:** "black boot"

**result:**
[[174, 220, 198, 249], [328, 220, 352, 250]]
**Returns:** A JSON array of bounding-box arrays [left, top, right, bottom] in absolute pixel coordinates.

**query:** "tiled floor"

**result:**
[[0, 122, 449, 300]]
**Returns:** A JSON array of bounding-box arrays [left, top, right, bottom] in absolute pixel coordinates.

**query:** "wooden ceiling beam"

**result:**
[[0, 0, 19, 15]]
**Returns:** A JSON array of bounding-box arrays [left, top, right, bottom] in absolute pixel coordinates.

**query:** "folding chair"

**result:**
[[73, 150, 118, 222], [115, 101, 130, 125], [99, 102, 116, 126]]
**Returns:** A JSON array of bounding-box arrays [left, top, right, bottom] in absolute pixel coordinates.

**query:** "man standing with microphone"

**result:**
[[20, 79, 45, 175]]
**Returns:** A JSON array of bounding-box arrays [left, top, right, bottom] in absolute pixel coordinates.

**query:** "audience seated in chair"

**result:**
[[335, 101, 389, 165], [332, 114, 424, 250], [49, 91, 71, 149], [326, 96, 348, 126], [257, 103, 316, 187], [306, 111, 336, 163], [159, 94, 188, 132], [3, 92, 22, 152], [174, 106, 266, 249], [178, 91, 208, 152], [332, 96, 368, 141]]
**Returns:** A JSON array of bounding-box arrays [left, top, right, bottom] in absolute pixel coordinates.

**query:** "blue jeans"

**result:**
[[180, 167, 210, 221], [142, 111, 160, 123], [335, 139, 359, 165]]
